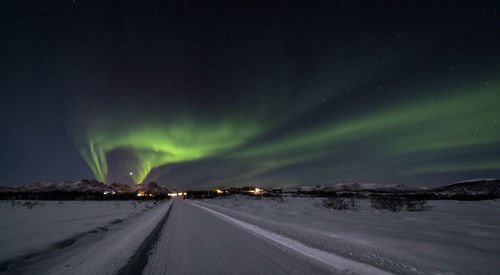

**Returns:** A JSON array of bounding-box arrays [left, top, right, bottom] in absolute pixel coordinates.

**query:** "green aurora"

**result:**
[[4, 1, 500, 189], [75, 80, 500, 187]]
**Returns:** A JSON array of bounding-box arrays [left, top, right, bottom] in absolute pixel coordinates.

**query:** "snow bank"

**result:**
[[0, 200, 172, 274], [0, 200, 147, 260], [41, 200, 172, 275], [196, 196, 500, 274]]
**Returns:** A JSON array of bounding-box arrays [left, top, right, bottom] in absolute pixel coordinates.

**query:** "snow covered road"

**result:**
[[195, 196, 500, 274], [144, 199, 388, 275], [4, 197, 498, 274]]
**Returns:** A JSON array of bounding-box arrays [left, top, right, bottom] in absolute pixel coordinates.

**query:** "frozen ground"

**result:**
[[194, 195, 500, 274], [1, 197, 499, 274], [0, 200, 172, 274], [144, 199, 388, 275]]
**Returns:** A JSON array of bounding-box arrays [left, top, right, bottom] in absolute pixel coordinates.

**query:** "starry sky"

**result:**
[[1, 1, 499, 189]]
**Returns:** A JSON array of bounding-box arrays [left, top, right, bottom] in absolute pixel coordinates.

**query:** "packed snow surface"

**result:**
[[195, 195, 500, 274], [144, 199, 336, 274], [0, 200, 171, 274], [187, 201, 391, 274], [1, 196, 499, 274], [0, 200, 144, 260]]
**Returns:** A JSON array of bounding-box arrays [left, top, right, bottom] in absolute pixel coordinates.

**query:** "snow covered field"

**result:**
[[195, 196, 500, 274], [0, 200, 172, 274], [1, 196, 498, 274]]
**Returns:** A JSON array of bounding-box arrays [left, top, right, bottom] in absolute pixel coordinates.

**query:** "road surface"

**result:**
[[143, 199, 336, 275]]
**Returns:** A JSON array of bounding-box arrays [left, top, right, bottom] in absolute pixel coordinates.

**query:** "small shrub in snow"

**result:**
[[22, 201, 42, 209], [273, 196, 285, 203], [370, 195, 404, 212], [371, 195, 430, 212], [321, 198, 357, 210], [406, 199, 429, 211]]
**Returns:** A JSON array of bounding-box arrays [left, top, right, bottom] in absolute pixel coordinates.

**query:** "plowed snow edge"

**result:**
[[189, 201, 392, 275]]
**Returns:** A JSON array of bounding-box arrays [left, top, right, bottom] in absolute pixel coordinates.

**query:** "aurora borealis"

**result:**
[[2, 1, 500, 189]]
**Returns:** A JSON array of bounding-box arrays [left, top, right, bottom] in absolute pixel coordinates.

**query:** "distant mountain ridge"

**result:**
[[2, 179, 175, 195], [296, 179, 500, 198], [298, 182, 420, 193], [434, 178, 500, 195], [0, 178, 499, 199], [18, 179, 112, 193]]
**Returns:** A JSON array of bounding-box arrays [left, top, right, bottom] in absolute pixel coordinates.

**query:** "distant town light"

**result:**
[[250, 188, 263, 195]]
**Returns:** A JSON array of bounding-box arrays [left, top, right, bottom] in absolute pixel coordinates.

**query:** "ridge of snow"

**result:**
[[189, 201, 392, 274]]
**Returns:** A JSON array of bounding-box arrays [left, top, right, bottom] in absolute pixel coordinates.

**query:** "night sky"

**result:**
[[2, 1, 499, 189]]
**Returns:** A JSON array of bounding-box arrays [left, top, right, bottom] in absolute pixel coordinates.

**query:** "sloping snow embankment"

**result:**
[[11, 200, 172, 275], [0, 200, 148, 261]]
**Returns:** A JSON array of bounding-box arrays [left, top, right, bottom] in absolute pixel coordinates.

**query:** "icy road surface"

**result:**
[[144, 199, 389, 275], [197, 196, 500, 274], [2, 197, 498, 274]]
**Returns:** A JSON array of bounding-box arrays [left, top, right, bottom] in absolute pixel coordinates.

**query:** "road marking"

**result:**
[[188, 201, 393, 275]]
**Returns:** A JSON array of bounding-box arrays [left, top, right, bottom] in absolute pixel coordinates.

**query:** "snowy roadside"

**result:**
[[188, 201, 392, 275], [1, 200, 172, 275], [0, 200, 151, 261], [194, 196, 500, 274]]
